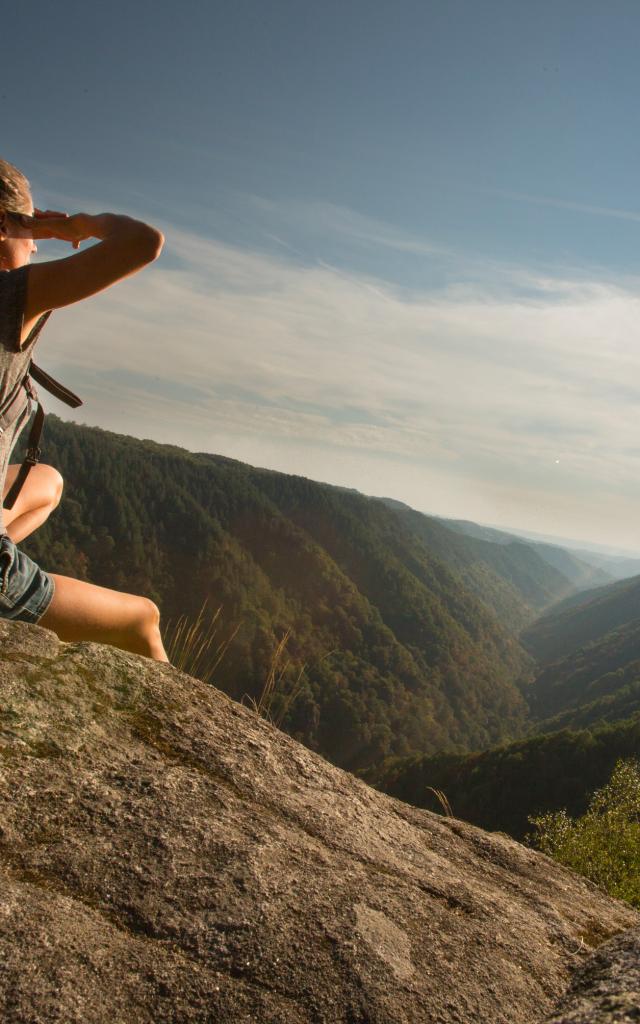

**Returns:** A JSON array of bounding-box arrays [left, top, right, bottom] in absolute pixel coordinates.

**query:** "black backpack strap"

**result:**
[[2, 364, 83, 511], [29, 362, 82, 408], [3, 401, 45, 510]]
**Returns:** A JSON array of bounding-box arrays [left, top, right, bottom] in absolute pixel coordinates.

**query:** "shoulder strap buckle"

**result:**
[[25, 446, 42, 466]]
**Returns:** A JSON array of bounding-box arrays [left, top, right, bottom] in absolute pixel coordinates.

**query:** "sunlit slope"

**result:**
[[380, 501, 607, 631], [528, 619, 640, 725], [522, 573, 640, 665], [23, 417, 532, 771], [432, 515, 610, 596]]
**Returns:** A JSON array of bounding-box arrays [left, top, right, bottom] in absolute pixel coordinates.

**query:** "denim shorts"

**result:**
[[0, 533, 55, 624]]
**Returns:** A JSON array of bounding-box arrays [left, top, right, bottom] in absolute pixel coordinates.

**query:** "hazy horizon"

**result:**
[[9, 1, 640, 551]]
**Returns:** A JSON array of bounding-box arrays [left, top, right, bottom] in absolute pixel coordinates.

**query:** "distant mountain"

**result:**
[[443, 518, 640, 584], [432, 515, 611, 594], [470, 522, 640, 560], [574, 550, 640, 583], [522, 573, 640, 666], [433, 516, 537, 546], [378, 501, 610, 632]]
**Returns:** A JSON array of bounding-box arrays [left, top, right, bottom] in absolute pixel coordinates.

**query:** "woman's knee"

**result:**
[[50, 467, 64, 508], [97, 597, 161, 657], [128, 597, 169, 661], [128, 597, 164, 658], [39, 465, 63, 509], [135, 597, 161, 636]]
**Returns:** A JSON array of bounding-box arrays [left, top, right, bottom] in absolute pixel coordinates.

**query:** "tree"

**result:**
[[528, 758, 640, 906]]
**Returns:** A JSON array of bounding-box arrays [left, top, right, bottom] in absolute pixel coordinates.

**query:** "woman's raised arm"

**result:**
[[20, 211, 164, 320]]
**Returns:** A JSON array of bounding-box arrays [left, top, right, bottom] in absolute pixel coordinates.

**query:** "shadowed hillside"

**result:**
[[529, 619, 640, 725], [373, 566, 640, 842], [522, 574, 640, 666], [370, 713, 640, 841]]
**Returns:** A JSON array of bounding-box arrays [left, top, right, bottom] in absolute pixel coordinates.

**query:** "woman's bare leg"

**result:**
[[3, 464, 63, 543], [3, 463, 169, 662], [39, 574, 169, 662]]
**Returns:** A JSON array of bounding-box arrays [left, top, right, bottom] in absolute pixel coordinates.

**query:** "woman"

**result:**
[[0, 157, 168, 661]]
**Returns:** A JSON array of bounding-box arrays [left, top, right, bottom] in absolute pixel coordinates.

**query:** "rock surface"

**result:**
[[0, 620, 637, 1024], [543, 927, 640, 1023]]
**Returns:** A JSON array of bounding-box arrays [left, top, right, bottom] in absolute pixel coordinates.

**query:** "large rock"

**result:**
[[0, 620, 636, 1024], [543, 927, 640, 1023]]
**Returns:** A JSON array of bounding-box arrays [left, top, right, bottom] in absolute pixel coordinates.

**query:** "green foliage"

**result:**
[[528, 758, 640, 906]]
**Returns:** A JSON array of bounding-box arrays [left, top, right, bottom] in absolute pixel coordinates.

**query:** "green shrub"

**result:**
[[528, 758, 640, 906]]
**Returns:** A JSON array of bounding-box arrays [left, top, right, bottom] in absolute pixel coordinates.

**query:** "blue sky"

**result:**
[[7, 1, 640, 550]]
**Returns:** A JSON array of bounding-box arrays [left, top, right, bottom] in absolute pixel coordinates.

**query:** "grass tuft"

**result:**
[[164, 601, 240, 685], [245, 628, 306, 728], [426, 786, 454, 817]]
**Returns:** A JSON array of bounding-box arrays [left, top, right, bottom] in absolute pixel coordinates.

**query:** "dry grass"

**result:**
[[164, 601, 240, 685], [245, 628, 306, 728], [165, 607, 305, 730], [426, 786, 454, 817]]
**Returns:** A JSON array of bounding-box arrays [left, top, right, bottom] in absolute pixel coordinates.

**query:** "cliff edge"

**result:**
[[543, 927, 640, 1023], [0, 620, 637, 1023]]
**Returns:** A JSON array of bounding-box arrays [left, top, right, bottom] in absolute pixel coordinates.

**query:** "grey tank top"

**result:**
[[0, 267, 50, 535]]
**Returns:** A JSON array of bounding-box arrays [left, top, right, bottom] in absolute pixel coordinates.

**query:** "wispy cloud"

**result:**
[[247, 196, 449, 258], [489, 187, 640, 225]]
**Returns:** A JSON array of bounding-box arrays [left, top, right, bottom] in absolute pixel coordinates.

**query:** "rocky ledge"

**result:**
[[0, 620, 637, 1023], [543, 927, 640, 1023]]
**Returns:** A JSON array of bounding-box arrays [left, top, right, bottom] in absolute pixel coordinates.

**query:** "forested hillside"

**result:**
[[379, 498, 607, 632], [370, 713, 640, 839], [522, 573, 640, 665], [529, 620, 640, 726], [372, 566, 640, 839], [21, 416, 537, 771], [21, 416, 640, 839]]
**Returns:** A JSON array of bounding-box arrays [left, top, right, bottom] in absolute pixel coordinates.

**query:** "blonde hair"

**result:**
[[0, 158, 32, 214]]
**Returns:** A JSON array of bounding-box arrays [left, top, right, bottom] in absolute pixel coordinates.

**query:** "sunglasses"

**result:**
[[4, 211, 31, 227]]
